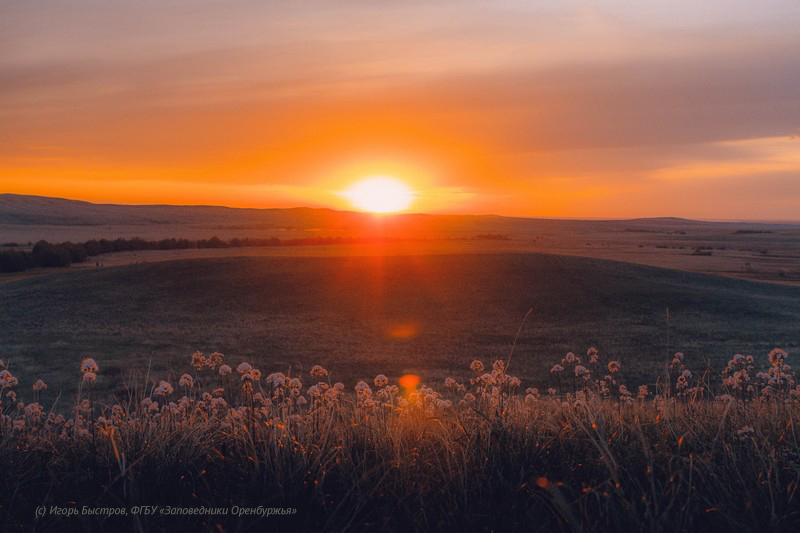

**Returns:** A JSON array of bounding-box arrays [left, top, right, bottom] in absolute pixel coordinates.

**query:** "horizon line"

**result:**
[[2, 192, 799, 226]]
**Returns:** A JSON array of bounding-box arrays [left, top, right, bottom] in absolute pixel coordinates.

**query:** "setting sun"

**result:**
[[341, 176, 415, 213]]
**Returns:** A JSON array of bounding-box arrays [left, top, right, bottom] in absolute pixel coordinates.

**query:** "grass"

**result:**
[[1, 253, 799, 401], [2, 252, 799, 531], [1, 349, 799, 532]]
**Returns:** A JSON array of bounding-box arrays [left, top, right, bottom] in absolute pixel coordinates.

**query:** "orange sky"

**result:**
[[1, 1, 799, 220]]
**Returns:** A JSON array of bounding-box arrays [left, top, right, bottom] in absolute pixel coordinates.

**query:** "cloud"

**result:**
[[1, 0, 799, 218]]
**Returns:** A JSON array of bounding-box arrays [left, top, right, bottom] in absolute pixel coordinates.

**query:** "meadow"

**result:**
[[1, 250, 799, 531], [1, 253, 799, 401], [1, 347, 798, 532]]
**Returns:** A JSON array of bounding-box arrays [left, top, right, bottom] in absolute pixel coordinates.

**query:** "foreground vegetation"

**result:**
[[1, 347, 799, 532]]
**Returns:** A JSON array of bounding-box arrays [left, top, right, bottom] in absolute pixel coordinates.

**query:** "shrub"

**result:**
[[0, 250, 34, 272], [31, 240, 72, 267]]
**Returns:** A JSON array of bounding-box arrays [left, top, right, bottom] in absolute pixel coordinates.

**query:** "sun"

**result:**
[[341, 176, 415, 213]]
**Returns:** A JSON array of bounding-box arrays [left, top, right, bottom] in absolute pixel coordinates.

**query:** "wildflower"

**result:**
[[218, 364, 232, 377], [587, 347, 599, 364], [509, 376, 521, 387], [32, 379, 47, 392], [671, 352, 685, 368], [307, 385, 320, 397], [266, 372, 286, 387], [212, 387, 224, 396], [178, 374, 193, 388], [608, 361, 621, 373], [492, 360, 505, 372], [0, 369, 18, 388], [769, 348, 788, 366], [82, 372, 96, 384], [210, 397, 227, 409], [470, 360, 485, 372], [191, 351, 206, 371], [463, 393, 476, 402], [334, 382, 344, 391], [563, 352, 577, 364], [24, 403, 43, 418], [574, 366, 589, 378], [324, 388, 340, 401], [435, 398, 452, 410], [155, 381, 173, 395], [637, 385, 648, 401], [550, 364, 564, 374], [208, 352, 225, 367], [80, 358, 98, 374], [236, 362, 253, 374], [288, 378, 302, 389], [297, 396, 308, 406], [374, 374, 388, 387], [444, 377, 456, 388], [310, 365, 328, 377], [355, 381, 371, 395]]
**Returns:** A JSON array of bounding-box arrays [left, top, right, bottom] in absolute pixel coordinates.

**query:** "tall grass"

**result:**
[[1, 348, 798, 532]]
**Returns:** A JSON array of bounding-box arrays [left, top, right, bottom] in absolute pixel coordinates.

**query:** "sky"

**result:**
[[1, 0, 799, 220]]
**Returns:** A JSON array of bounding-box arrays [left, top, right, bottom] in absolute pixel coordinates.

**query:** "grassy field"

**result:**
[[1, 350, 798, 532], [1, 253, 798, 402]]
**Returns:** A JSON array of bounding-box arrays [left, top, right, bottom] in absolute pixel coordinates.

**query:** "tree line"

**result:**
[[0, 235, 402, 273]]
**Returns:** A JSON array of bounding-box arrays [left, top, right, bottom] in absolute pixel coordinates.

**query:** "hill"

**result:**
[[1, 253, 798, 400], [3, 193, 797, 237]]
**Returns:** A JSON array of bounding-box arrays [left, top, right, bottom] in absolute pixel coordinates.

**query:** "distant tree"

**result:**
[[61, 242, 88, 263], [31, 241, 72, 267], [0, 250, 34, 272], [83, 240, 103, 256]]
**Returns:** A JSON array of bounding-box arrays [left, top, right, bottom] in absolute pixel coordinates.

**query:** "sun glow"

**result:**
[[341, 176, 415, 213]]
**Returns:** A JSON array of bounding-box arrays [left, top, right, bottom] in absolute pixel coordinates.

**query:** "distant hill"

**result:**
[[1, 193, 797, 235]]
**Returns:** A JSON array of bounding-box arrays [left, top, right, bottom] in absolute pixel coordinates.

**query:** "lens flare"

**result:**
[[398, 374, 420, 390]]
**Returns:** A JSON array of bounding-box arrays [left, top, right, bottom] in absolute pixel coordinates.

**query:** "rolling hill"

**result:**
[[2, 193, 797, 237], [1, 252, 798, 401]]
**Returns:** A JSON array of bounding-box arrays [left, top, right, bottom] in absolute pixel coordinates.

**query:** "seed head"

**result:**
[[470, 360, 484, 372], [81, 358, 98, 374], [155, 381, 173, 395], [310, 365, 328, 377]]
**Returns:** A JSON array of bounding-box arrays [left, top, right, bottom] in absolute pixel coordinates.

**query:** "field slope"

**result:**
[[1, 253, 798, 398]]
